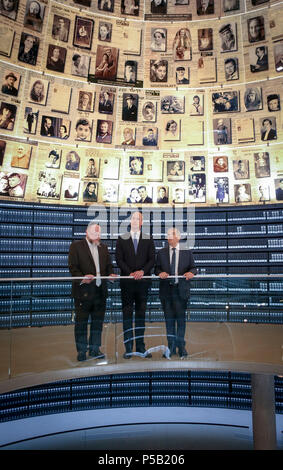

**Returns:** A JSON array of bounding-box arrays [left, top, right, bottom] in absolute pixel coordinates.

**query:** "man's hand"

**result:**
[[130, 270, 144, 280], [184, 272, 195, 281], [109, 273, 118, 282], [81, 274, 95, 284], [159, 272, 169, 279]]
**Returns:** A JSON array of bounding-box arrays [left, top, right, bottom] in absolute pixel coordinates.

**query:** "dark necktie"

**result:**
[[133, 234, 138, 254], [170, 248, 176, 284]]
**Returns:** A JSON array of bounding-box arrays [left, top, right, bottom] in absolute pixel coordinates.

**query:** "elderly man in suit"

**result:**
[[115, 211, 155, 358], [155, 227, 197, 358], [68, 222, 116, 361]]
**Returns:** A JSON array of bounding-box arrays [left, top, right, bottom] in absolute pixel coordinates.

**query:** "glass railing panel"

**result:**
[[0, 275, 282, 389]]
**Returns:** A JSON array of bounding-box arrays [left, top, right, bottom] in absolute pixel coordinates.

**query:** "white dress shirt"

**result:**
[[86, 239, 101, 286]]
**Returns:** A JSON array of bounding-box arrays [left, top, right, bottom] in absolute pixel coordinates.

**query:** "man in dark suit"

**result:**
[[122, 94, 138, 122], [68, 222, 116, 361], [115, 211, 155, 358], [155, 227, 197, 358]]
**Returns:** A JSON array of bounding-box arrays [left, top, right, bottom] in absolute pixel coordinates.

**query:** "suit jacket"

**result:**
[[115, 232, 155, 284], [68, 239, 113, 299], [155, 244, 197, 300]]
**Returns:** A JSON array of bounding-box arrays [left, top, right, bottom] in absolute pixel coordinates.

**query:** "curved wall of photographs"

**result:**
[[0, 0, 283, 207]]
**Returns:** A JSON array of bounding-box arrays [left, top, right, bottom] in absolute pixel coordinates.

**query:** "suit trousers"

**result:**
[[74, 286, 106, 353], [120, 280, 149, 352], [161, 285, 188, 350]]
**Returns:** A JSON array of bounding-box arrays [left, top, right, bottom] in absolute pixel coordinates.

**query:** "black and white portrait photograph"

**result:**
[[234, 183, 251, 203], [260, 117, 277, 141], [151, 28, 166, 52], [63, 178, 80, 201], [274, 42, 283, 73], [1, 70, 21, 97], [102, 182, 119, 203], [46, 45, 66, 73], [247, 16, 265, 43], [142, 101, 156, 122], [244, 87, 262, 111], [267, 94, 280, 112], [175, 66, 189, 84], [98, 0, 114, 12], [172, 187, 185, 204], [164, 119, 181, 141], [156, 186, 169, 204], [224, 57, 239, 81], [223, 0, 240, 12], [167, 160, 185, 181], [98, 89, 114, 114], [71, 54, 90, 78], [214, 177, 229, 203], [96, 119, 112, 144], [219, 23, 237, 52], [37, 171, 61, 199], [213, 118, 232, 145], [73, 16, 94, 50], [190, 156, 205, 171], [0, 101, 16, 131], [257, 183, 270, 202], [23, 107, 38, 134], [28, 78, 49, 105], [197, 0, 214, 15], [150, 59, 168, 83], [52, 15, 70, 42], [129, 156, 144, 175], [189, 94, 203, 115], [254, 152, 270, 178], [188, 174, 206, 202], [142, 127, 158, 146], [161, 96, 184, 114], [94, 45, 119, 81], [151, 0, 167, 14], [98, 21, 112, 42], [122, 93, 138, 122], [24, 0, 45, 33], [124, 60, 137, 84], [121, 0, 140, 16], [126, 186, 142, 203], [65, 150, 80, 171], [121, 127, 136, 146], [173, 28, 192, 61], [77, 91, 95, 112], [18, 33, 39, 66], [0, 0, 18, 20], [198, 28, 213, 52], [233, 159, 249, 179], [250, 46, 268, 73], [82, 181, 98, 202], [85, 157, 100, 178], [45, 149, 61, 169], [75, 118, 93, 142], [1, 171, 27, 198], [212, 91, 239, 113], [10, 143, 32, 170]]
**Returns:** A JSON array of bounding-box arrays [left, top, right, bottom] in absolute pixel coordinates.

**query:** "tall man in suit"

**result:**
[[155, 227, 197, 358], [68, 222, 116, 361], [115, 211, 155, 358]]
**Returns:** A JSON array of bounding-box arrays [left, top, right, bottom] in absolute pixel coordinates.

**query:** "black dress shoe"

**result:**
[[77, 352, 87, 361], [178, 348, 188, 358], [89, 349, 105, 359]]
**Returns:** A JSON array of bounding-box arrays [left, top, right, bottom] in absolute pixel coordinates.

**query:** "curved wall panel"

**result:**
[[0, 0, 282, 207]]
